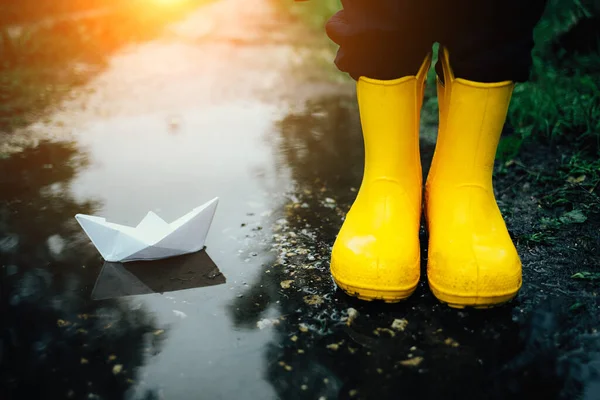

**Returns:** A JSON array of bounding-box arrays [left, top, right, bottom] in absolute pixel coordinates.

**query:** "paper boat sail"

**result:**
[[75, 197, 219, 262]]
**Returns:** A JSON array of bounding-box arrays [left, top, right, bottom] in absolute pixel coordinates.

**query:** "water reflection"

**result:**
[[1, 268, 166, 400], [228, 95, 364, 330], [272, 95, 364, 196], [0, 141, 165, 399], [92, 249, 225, 300], [226, 95, 542, 400], [0, 141, 99, 267]]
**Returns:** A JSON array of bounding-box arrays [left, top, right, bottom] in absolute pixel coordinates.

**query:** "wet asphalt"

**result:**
[[1, 1, 600, 400]]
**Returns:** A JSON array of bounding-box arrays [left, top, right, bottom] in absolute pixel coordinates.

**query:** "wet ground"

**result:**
[[1, 1, 600, 399]]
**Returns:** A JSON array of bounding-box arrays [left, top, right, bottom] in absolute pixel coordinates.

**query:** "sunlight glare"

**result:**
[[152, 0, 188, 5]]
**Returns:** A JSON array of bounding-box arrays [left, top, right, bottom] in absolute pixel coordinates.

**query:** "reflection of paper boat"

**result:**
[[75, 197, 218, 262], [91, 249, 226, 300]]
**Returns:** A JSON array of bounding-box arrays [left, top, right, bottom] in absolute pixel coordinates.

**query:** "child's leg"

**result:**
[[425, 0, 548, 308], [436, 0, 548, 83], [326, 0, 434, 80], [325, 1, 434, 302]]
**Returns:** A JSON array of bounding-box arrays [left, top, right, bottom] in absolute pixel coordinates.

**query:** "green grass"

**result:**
[[507, 52, 600, 158], [503, 0, 600, 156], [283, 0, 342, 32], [509, 64, 600, 149], [571, 271, 600, 280], [541, 153, 600, 210]]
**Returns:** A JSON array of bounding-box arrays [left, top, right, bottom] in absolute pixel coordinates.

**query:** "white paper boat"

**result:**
[[75, 197, 219, 262]]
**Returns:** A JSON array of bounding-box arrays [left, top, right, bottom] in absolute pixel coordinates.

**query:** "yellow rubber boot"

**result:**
[[331, 54, 431, 303], [425, 47, 521, 308]]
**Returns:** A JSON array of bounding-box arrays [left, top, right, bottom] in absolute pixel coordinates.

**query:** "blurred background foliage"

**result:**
[[0, 0, 209, 133]]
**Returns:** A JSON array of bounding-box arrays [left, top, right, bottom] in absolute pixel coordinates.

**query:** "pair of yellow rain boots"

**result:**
[[330, 47, 522, 308]]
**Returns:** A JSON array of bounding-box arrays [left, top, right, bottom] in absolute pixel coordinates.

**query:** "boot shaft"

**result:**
[[428, 47, 514, 188], [356, 54, 431, 183]]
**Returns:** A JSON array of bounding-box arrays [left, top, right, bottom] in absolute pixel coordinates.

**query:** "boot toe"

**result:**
[[427, 239, 521, 308], [331, 215, 420, 303]]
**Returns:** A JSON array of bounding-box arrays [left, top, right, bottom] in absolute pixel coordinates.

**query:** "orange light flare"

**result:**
[[150, 0, 190, 6], [135, 0, 196, 21]]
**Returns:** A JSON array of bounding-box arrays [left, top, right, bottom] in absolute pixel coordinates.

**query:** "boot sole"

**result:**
[[332, 275, 418, 303], [428, 279, 519, 309]]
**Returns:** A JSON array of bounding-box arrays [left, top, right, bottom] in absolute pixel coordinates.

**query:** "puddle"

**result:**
[[0, 88, 520, 399], [2, 0, 600, 399], [91, 249, 225, 300]]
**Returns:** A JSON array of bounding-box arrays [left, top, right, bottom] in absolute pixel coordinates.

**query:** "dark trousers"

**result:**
[[325, 0, 549, 82]]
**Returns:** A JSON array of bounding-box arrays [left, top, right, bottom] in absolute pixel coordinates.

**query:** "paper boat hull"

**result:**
[[75, 198, 218, 262]]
